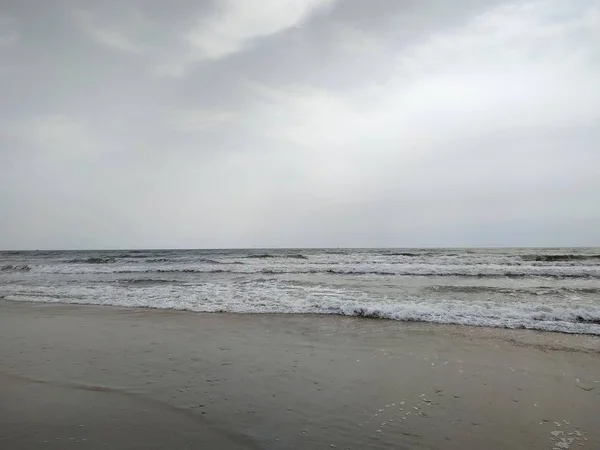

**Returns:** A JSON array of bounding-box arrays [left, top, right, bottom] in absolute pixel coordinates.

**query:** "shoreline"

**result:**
[[3, 297, 600, 339], [1, 299, 599, 449]]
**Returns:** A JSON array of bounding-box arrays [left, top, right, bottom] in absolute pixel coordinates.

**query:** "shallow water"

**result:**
[[1, 247, 599, 334]]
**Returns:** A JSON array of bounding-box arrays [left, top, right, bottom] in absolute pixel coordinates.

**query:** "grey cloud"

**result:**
[[0, 14, 18, 47], [1, 0, 599, 249]]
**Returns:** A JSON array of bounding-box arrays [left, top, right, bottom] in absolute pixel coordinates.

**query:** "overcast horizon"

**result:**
[[4, 246, 600, 252], [1, 0, 599, 250]]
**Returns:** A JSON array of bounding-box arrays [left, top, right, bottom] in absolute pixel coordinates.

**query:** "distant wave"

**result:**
[[378, 251, 462, 257], [1, 264, 31, 272], [424, 285, 600, 296], [521, 254, 600, 262], [286, 254, 309, 260], [118, 253, 153, 259], [68, 257, 117, 264], [324, 269, 396, 276], [86, 267, 600, 279], [243, 253, 308, 260], [116, 278, 183, 286], [16, 261, 600, 278], [145, 259, 245, 266], [153, 269, 230, 274], [198, 258, 245, 265]]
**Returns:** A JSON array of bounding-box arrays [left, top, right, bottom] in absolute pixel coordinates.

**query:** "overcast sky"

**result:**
[[0, 0, 599, 249]]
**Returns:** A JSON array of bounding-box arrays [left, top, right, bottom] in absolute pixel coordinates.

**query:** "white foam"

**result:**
[[23, 261, 600, 278], [3, 280, 599, 335], [3, 249, 600, 335]]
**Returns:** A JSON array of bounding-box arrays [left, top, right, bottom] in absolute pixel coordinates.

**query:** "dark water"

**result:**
[[1, 248, 599, 334]]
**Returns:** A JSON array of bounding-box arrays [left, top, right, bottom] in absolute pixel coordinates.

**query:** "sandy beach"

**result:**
[[1, 300, 599, 449]]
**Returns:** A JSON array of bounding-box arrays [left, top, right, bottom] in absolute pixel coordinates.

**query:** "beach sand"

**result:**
[[1, 300, 599, 449]]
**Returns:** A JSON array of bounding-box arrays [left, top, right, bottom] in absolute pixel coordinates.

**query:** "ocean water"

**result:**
[[1, 248, 599, 335]]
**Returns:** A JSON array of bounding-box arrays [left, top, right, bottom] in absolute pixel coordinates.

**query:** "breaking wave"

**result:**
[[424, 285, 600, 295], [521, 254, 600, 262], [5, 288, 599, 335], [68, 257, 117, 264], [197, 259, 245, 265], [1, 264, 31, 272], [116, 278, 184, 286], [112, 267, 600, 279], [243, 253, 308, 260], [3, 247, 600, 336], [286, 254, 309, 260]]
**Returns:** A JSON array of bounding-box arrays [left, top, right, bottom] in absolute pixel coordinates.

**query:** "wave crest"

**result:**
[[6, 292, 599, 335], [242, 253, 308, 260], [68, 257, 117, 264], [1, 264, 31, 272], [521, 254, 600, 262]]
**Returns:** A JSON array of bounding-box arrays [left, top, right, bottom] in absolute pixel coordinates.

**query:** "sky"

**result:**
[[0, 0, 599, 249]]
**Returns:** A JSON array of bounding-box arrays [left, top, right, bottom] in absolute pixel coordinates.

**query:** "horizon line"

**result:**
[[1, 246, 598, 252]]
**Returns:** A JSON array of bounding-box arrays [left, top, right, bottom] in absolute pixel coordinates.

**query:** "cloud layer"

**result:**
[[1, 0, 599, 249]]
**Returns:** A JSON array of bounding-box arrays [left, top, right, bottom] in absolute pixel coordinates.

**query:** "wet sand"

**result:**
[[1, 300, 599, 449], [1, 373, 258, 450]]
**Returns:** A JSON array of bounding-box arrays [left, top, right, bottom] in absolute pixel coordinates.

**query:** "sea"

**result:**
[[1, 248, 599, 335]]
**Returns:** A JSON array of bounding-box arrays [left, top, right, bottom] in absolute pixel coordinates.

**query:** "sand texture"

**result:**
[[1, 300, 599, 449]]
